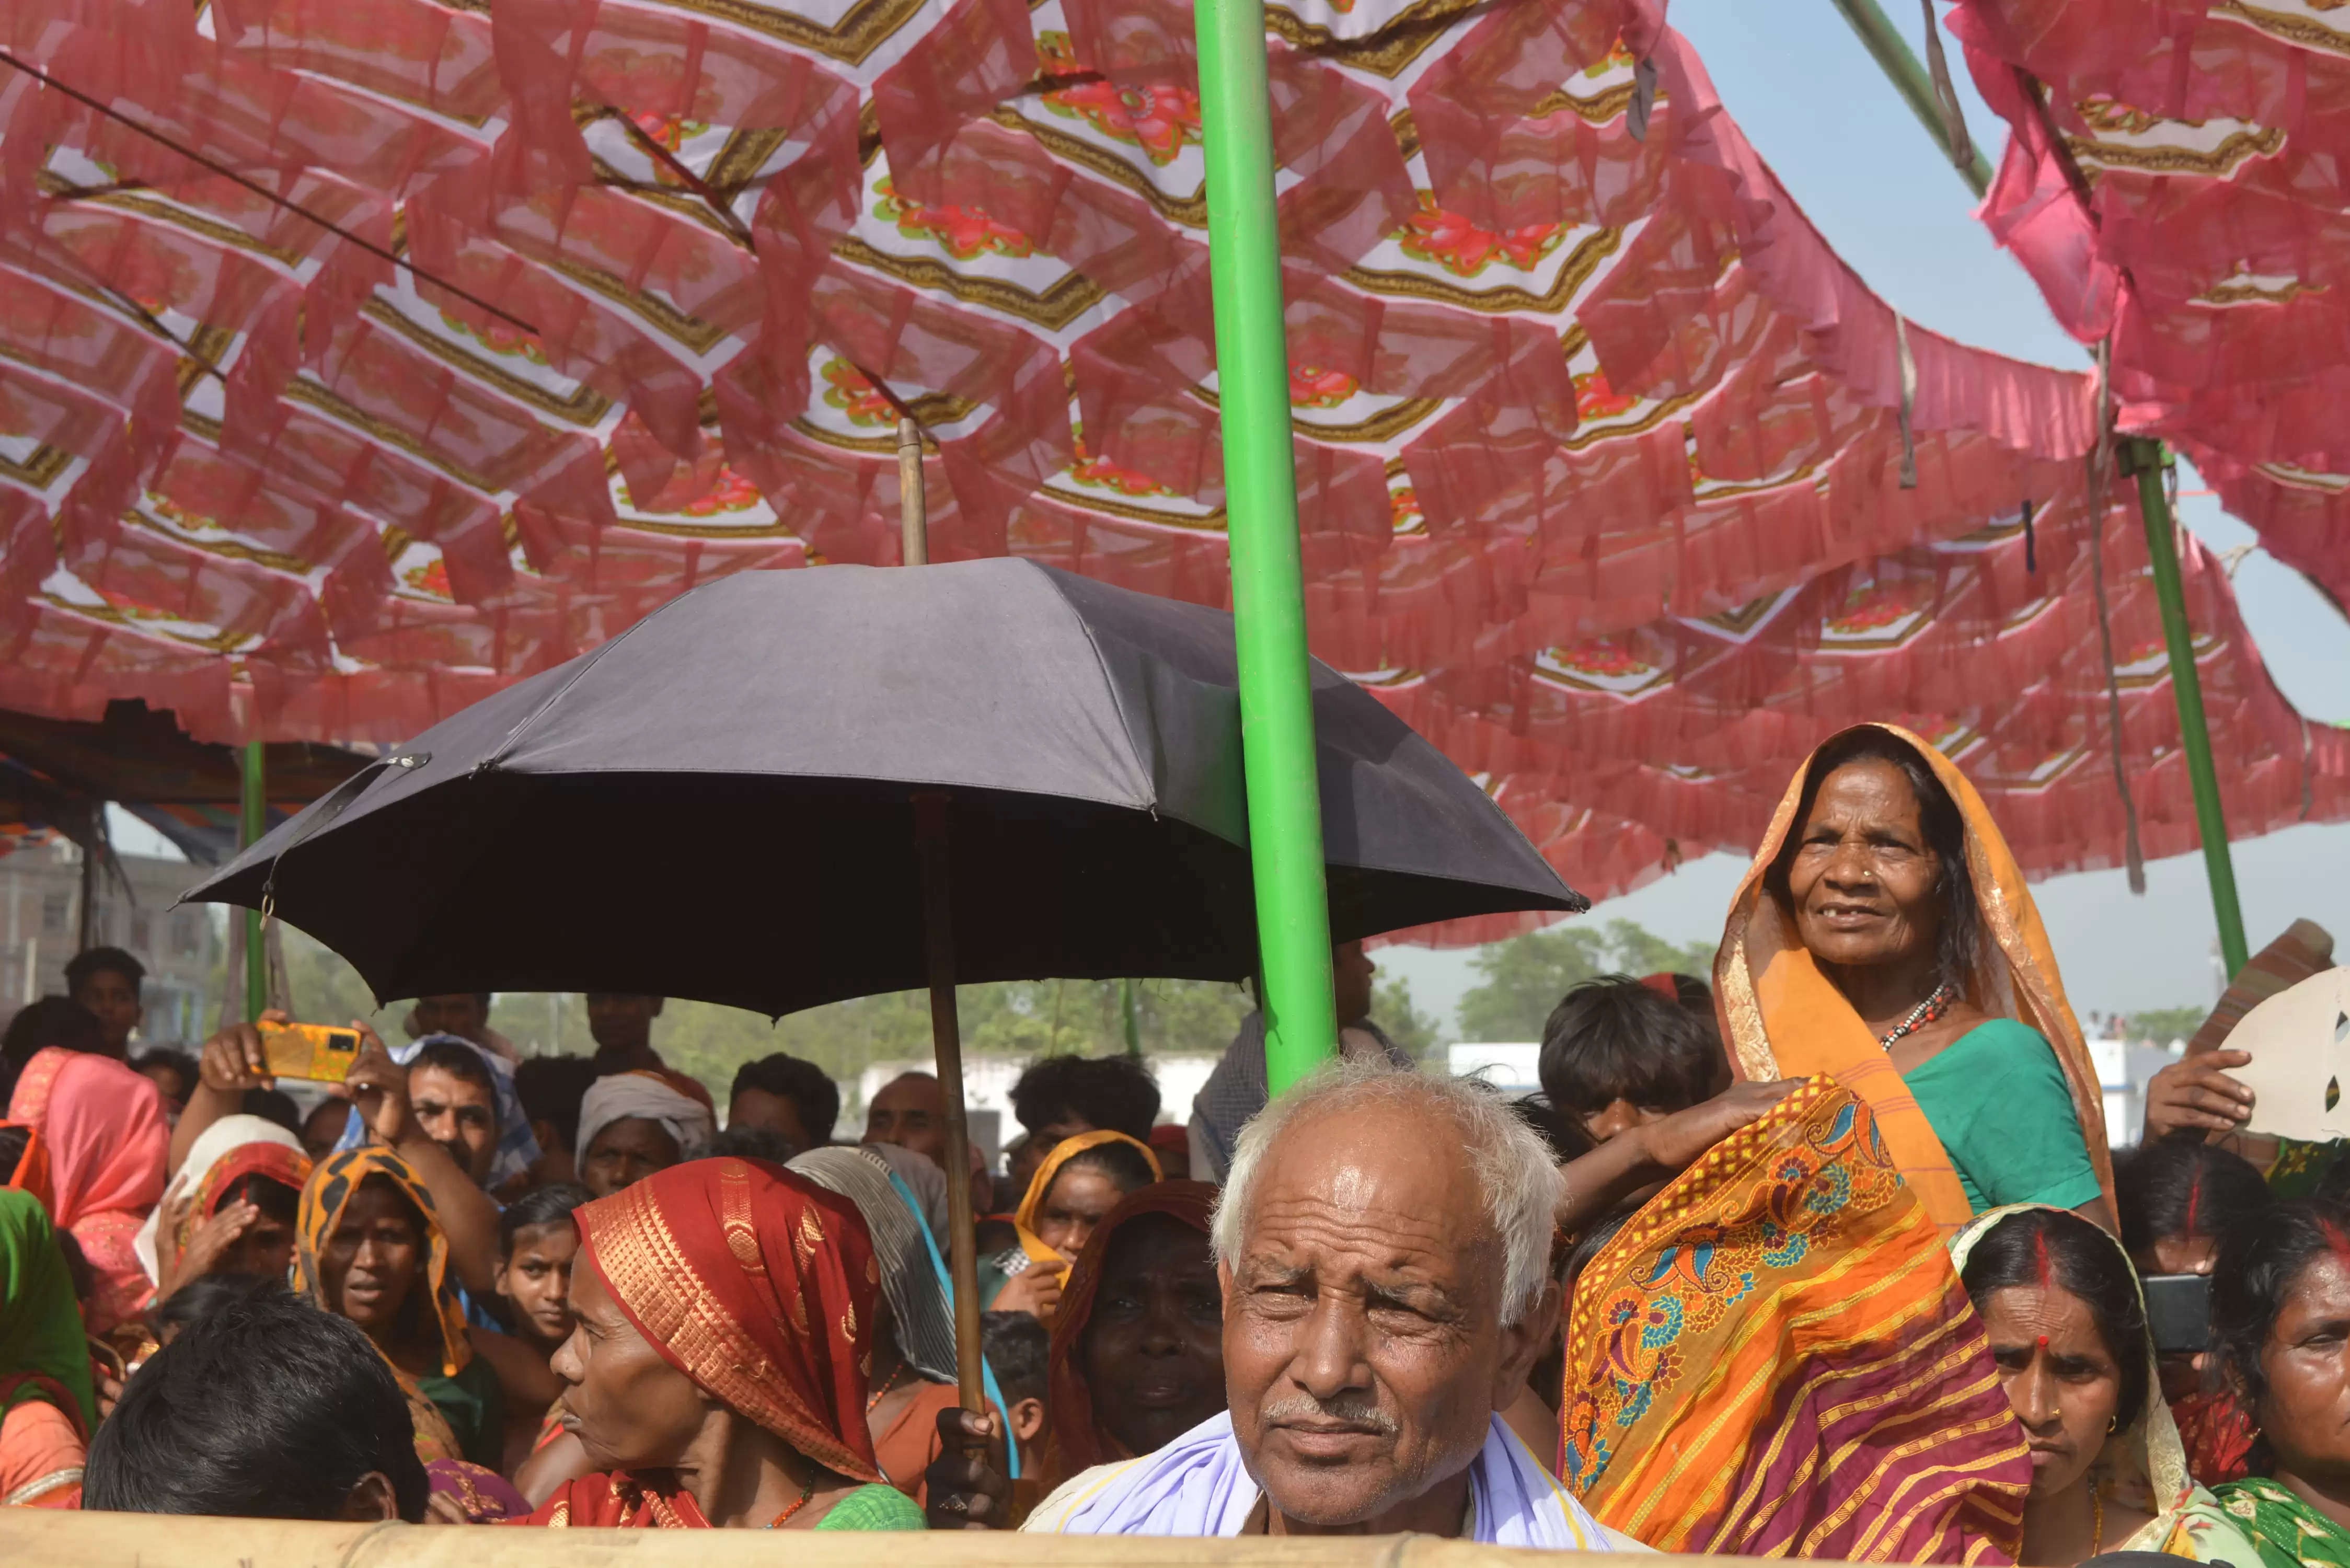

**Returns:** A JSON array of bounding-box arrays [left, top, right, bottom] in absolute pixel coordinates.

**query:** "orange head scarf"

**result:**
[[1713, 722, 2112, 1232], [1013, 1129, 1163, 1278], [576, 1156, 884, 1484], [0, 1121, 51, 1212], [294, 1146, 473, 1378], [1042, 1180, 1217, 1487]]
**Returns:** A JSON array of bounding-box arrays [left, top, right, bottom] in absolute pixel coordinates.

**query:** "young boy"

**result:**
[[476, 1183, 591, 1473], [1538, 974, 1730, 1146], [980, 1310, 1050, 1478]]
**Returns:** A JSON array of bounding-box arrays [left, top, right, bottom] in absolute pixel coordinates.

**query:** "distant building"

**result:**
[[0, 838, 218, 1048], [1446, 1042, 1541, 1097]]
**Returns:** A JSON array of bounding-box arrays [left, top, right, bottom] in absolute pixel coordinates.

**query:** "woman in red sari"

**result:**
[[520, 1156, 925, 1530]]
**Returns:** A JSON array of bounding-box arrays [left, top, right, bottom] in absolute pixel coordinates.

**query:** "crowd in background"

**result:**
[[0, 724, 2344, 1568]]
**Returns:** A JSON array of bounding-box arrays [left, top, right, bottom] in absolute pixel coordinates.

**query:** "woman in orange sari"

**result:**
[[1715, 723, 2113, 1233], [7, 1046, 167, 1338], [519, 1156, 924, 1530], [998, 1131, 1160, 1321]]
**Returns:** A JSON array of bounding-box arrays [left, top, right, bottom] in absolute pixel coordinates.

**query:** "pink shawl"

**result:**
[[8, 1048, 166, 1335]]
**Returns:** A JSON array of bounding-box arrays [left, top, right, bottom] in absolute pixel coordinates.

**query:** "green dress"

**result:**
[[2208, 1478, 2350, 1568], [1904, 1019, 2103, 1215], [815, 1482, 928, 1530], [417, 1354, 506, 1471]]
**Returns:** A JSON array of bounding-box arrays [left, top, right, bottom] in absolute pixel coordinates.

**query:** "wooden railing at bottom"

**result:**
[[0, 1512, 1687, 1567]]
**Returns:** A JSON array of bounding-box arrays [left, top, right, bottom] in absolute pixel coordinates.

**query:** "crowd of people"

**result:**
[[0, 722, 2345, 1568]]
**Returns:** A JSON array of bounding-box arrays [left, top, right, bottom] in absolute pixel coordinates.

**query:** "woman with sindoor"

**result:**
[[516, 1157, 923, 1530], [1954, 1204, 2257, 1564], [2194, 1200, 2350, 1568], [1716, 724, 2113, 1232]]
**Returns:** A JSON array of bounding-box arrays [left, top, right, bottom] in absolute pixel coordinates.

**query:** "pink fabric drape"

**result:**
[[6, 1048, 167, 1335]]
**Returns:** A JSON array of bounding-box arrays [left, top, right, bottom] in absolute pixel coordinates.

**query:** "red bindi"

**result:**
[[2036, 1334, 2049, 1351]]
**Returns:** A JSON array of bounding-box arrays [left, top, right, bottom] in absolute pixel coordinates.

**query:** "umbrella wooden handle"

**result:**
[[899, 417, 928, 567], [915, 790, 986, 1416]]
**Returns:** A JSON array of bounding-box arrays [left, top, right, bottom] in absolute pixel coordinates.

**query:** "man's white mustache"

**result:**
[[1259, 1393, 1397, 1435]]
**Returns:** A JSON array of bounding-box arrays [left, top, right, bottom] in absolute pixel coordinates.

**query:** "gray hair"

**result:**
[[1209, 1060, 1565, 1327]]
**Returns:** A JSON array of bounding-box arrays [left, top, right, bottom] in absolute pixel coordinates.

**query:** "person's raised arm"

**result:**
[[1554, 1079, 1795, 1235], [2142, 1050, 2255, 1142], [170, 1013, 285, 1175], [344, 1028, 500, 1298]]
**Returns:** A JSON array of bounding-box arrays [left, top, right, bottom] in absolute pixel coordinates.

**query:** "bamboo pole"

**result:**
[[240, 739, 267, 1022], [2, 1511, 1683, 1567], [2121, 437, 2250, 978], [913, 790, 984, 1414], [1824, 0, 1994, 195], [1192, 0, 1338, 1097], [899, 417, 928, 568]]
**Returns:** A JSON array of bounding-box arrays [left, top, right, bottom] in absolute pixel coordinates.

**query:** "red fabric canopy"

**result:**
[[0, 0, 2333, 912], [1946, 0, 2350, 612]]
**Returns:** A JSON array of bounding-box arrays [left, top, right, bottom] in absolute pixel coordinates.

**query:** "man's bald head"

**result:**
[[863, 1071, 948, 1166], [1213, 1066, 1564, 1531]]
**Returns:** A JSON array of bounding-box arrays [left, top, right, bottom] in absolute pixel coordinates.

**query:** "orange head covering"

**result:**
[[173, 1143, 311, 1272], [1042, 1180, 1216, 1486], [295, 1146, 473, 1378], [1013, 1129, 1163, 1278], [1713, 722, 2113, 1232], [0, 1121, 51, 1212], [576, 1156, 884, 1484]]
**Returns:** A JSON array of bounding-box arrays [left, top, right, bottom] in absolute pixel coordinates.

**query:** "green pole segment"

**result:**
[[2121, 437, 2250, 979], [240, 740, 267, 1021], [1826, 0, 1995, 197], [1121, 977, 1142, 1056], [1193, 0, 1338, 1095]]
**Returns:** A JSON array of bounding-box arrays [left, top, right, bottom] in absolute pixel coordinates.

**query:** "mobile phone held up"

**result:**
[[2143, 1273, 2212, 1355], [257, 1022, 364, 1084]]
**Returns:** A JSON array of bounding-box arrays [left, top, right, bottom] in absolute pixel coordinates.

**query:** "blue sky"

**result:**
[[1379, 2, 2350, 1032]]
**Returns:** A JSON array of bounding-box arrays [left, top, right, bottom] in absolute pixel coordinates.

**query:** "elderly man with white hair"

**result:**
[[1022, 1063, 1613, 1543]]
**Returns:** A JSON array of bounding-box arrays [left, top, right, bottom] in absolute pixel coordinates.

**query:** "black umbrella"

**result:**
[[183, 557, 1584, 1403]]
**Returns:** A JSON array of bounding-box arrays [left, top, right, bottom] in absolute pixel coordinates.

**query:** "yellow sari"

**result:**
[[1713, 723, 2113, 1233]]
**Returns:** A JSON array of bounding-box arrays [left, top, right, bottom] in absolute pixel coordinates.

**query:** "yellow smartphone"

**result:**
[[257, 1021, 364, 1083]]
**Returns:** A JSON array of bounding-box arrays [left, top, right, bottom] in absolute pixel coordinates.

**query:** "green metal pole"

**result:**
[[1121, 977, 1142, 1057], [1826, 0, 1995, 196], [2122, 437, 2250, 978], [1193, 0, 1337, 1095], [240, 740, 268, 1021]]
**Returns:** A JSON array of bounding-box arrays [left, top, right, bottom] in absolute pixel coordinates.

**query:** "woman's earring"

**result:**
[[2108, 1414, 2121, 1434]]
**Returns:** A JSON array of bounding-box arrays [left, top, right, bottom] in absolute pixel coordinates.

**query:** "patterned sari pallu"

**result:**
[[1561, 1079, 2031, 1562]]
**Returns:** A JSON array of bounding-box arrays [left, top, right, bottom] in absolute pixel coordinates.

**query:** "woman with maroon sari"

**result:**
[[519, 1157, 925, 1530]]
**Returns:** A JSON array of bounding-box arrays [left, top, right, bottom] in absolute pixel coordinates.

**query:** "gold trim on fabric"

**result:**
[[986, 109, 1207, 227], [2063, 126, 2284, 179], [2216, 1, 2350, 56], [2, 1466, 84, 1506], [123, 509, 310, 576], [279, 379, 502, 496], [1263, 0, 1494, 79], [1345, 225, 1622, 313], [359, 299, 610, 428], [649, 0, 930, 68], [831, 237, 1106, 331], [0, 445, 71, 491]]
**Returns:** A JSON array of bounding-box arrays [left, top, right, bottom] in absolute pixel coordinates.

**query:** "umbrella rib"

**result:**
[[0, 50, 543, 339]]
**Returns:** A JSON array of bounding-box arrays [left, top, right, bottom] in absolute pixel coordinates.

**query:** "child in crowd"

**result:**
[[1538, 974, 1730, 1146], [479, 1182, 591, 1474], [980, 1310, 1050, 1478]]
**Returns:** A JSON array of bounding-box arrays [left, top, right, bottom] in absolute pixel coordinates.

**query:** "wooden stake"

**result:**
[[898, 416, 927, 567], [913, 790, 984, 1413]]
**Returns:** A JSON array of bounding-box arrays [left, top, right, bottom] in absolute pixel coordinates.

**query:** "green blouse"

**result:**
[[1904, 1018, 2103, 1215], [815, 1482, 928, 1530]]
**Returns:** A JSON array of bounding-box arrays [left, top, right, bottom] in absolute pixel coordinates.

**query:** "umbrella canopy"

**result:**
[[180, 558, 1581, 1014]]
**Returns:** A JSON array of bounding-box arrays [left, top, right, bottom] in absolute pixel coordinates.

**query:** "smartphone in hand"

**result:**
[[256, 1022, 364, 1083]]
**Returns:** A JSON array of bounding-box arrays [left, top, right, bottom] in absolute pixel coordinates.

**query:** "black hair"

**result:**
[[409, 1037, 494, 1095], [0, 1124, 26, 1185], [499, 1181, 592, 1255], [1510, 1093, 1598, 1163], [86, 1292, 429, 1519], [981, 1309, 1050, 1406], [152, 1273, 284, 1340], [220, 1170, 302, 1229], [1049, 1137, 1159, 1200], [2114, 1138, 2272, 1262], [704, 1125, 798, 1165], [730, 1053, 841, 1146], [133, 1047, 200, 1098], [1539, 975, 1729, 1119], [513, 1054, 596, 1155], [2213, 1197, 2350, 1475], [240, 1087, 303, 1136], [66, 945, 145, 996], [1959, 1206, 2150, 1436], [1663, 973, 1714, 1012], [2, 996, 105, 1072], [54, 1227, 93, 1304], [1564, 1208, 1636, 1293], [1011, 1056, 1161, 1142], [1764, 727, 1984, 993]]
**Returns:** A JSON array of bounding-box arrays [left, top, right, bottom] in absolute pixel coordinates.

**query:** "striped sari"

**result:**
[[1559, 1078, 2031, 1561]]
